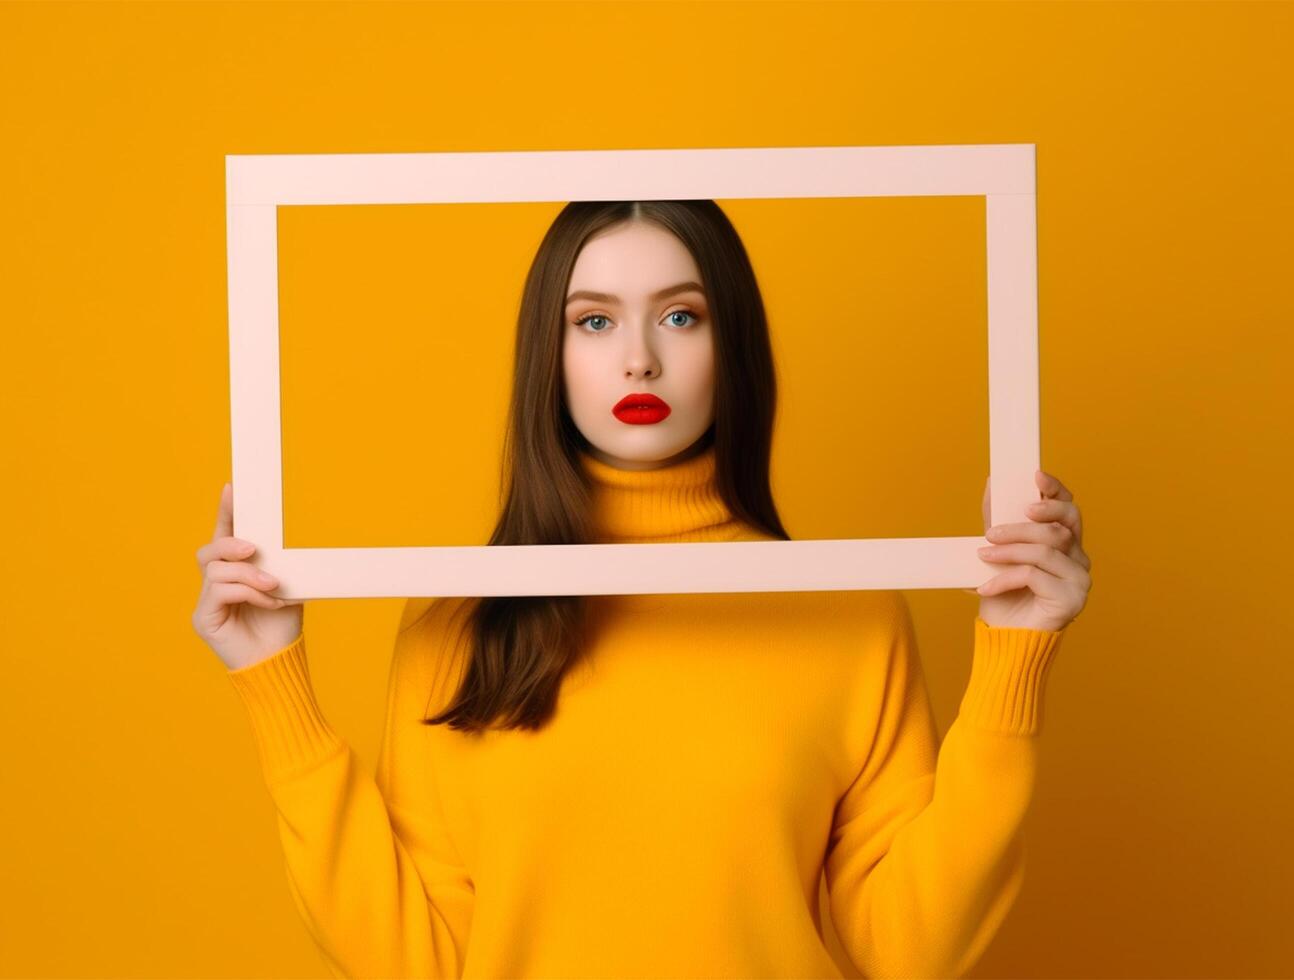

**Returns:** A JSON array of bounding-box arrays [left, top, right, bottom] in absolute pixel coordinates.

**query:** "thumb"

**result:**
[[214, 481, 233, 540], [982, 474, 991, 534]]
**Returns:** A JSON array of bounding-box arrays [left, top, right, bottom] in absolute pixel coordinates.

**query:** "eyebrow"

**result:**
[[564, 281, 706, 306]]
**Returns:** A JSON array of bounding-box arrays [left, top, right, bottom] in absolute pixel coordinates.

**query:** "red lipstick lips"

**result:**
[[612, 392, 671, 424]]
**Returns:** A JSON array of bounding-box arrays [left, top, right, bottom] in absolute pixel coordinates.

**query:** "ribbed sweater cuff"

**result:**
[[958, 617, 1065, 736], [226, 633, 343, 784]]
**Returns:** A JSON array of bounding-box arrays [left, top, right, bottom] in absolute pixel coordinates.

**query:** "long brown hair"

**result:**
[[412, 200, 790, 735]]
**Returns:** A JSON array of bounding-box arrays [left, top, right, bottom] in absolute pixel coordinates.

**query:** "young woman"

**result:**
[[192, 200, 1092, 979]]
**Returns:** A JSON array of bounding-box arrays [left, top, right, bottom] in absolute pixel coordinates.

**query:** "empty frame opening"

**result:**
[[276, 196, 988, 548]]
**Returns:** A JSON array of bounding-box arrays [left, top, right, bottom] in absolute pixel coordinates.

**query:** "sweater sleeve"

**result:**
[[226, 598, 474, 979], [824, 593, 1064, 979]]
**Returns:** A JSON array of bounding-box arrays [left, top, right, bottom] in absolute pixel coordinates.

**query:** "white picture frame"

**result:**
[[225, 143, 1041, 599]]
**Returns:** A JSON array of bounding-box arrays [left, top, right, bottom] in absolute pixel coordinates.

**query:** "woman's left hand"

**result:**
[[972, 470, 1092, 632]]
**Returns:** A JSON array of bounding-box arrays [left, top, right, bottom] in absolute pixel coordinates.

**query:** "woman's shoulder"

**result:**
[[398, 595, 482, 633], [393, 597, 475, 704]]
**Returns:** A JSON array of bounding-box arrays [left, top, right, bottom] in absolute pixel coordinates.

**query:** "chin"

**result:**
[[597, 432, 709, 467]]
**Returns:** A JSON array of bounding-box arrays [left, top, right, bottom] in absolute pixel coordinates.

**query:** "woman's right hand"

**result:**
[[191, 482, 305, 671]]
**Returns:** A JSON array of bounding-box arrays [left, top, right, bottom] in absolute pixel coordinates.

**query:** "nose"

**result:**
[[623, 322, 661, 379]]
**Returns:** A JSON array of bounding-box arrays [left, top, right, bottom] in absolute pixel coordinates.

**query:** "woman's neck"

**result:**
[[577, 442, 740, 543]]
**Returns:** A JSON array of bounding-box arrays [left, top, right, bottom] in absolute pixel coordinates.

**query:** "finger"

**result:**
[[986, 518, 1075, 554], [213, 482, 233, 542], [207, 558, 279, 593], [209, 580, 287, 610], [982, 475, 991, 534], [206, 560, 284, 604], [1036, 469, 1074, 502], [977, 564, 1064, 599], [1027, 497, 1083, 546], [196, 535, 257, 571], [976, 541, 1087, 582], [977, 559, 1090, 600]]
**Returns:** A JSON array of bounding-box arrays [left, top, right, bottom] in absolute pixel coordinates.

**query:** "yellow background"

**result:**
[[3, 1, 1291, 976]]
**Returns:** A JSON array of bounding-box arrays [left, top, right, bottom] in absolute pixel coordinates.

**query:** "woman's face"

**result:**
[[561, 220, 716, 472]]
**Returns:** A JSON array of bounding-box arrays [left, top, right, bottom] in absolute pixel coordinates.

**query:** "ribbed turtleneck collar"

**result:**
[[577, 443, 746, 544]]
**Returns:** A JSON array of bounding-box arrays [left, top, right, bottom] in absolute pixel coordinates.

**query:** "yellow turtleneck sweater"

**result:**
[[227, 444, 1065, 979]]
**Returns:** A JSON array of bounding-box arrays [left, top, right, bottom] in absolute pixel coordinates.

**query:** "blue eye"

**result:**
[[573, 309, 700, 333]]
